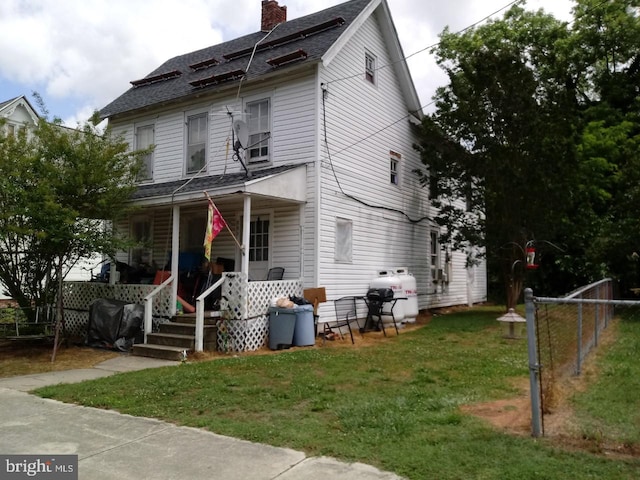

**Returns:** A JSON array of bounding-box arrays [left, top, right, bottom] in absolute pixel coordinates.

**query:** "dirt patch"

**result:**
[[460, 319, 640, 458], [0, 338, 119, 378], [189, 311, 433, 361]]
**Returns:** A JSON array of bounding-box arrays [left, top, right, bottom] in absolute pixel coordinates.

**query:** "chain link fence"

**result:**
[[525, 279, 640, 436]]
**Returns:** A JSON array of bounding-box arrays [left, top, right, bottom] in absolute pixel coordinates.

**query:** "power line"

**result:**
[[321, 86, 432, 225], [326, 0, 522, 87]]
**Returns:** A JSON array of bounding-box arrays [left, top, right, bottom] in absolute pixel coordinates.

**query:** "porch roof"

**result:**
[[131, 164, 307, 206]]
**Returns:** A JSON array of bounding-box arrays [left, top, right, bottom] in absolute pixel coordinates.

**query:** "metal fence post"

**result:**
[[525, 288, 542, 437], [577, 297, 583, 375]]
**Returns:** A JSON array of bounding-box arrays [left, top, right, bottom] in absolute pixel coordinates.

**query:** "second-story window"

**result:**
[[246, 98, 270, 163], [390, 151, 401, 185], [365, 51, 376, 84], [187, 113, 207, 174], [135, 124, 154, 181]]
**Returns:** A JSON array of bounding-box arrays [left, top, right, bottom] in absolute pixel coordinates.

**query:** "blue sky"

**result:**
[[0, 0, 572, 126]]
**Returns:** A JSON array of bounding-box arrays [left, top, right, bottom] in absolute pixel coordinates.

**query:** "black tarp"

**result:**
[[86, 298, 144, 351]]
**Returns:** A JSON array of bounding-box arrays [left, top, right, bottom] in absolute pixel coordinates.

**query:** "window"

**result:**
[[335, 217, 353, 263], [136, 124, 154, 180], [186, 113, 207, 174], [6, 124, 15, 137], [246, 98, 270, 162], [430, 230, 440, 282], [390, 151, 401, 185], [249, 217, 270, 262], [365, 52, 376, 84], [130, 217, 152, 266]]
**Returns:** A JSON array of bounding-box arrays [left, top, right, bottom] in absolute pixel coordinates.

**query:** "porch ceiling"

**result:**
[[131, 164, 307, 206]]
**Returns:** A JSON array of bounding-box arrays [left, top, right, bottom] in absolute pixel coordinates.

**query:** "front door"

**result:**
[[247, 215, 271, 280]]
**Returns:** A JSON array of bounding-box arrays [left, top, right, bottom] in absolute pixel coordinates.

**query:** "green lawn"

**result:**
[[36, 307, 640, 479]]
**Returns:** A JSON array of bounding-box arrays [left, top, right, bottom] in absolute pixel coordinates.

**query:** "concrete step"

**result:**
[[159, 322, 217, 341], [174, 312, 221, 325], [131, 344, 188, 361], [146, 332, 195, 349]]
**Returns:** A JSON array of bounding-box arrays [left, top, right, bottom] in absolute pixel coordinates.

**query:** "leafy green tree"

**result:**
[[0, 105, 144, 319], [416, 6, 582, 307], [417, 0, 640, 304]]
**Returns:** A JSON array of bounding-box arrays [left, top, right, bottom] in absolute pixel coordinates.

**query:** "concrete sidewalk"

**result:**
[[0, 355, 404, 480]]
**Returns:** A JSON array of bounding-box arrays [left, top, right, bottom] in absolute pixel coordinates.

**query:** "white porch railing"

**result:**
[[199, 273, 303, 353], [143, 274, 174, 343], [63, 275, 302, 352]]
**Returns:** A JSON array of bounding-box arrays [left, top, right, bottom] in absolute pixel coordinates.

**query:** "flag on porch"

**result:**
[[204, 199, 226, 261]]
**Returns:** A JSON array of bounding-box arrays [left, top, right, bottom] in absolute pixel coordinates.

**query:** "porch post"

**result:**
[[241, 194, 251, 275], [171, 204, 180, 315]]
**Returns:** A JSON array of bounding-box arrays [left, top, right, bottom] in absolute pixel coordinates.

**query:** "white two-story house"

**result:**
[[91, 0, 486, 353]]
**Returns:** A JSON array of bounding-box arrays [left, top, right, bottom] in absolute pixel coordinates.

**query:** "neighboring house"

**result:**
[[0, 95, 101, 302], [93, 0, 486, 341]]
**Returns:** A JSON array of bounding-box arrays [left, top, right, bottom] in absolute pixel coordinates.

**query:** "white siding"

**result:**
[[315, 9, 484, 317], [110, 70, 318, 183]]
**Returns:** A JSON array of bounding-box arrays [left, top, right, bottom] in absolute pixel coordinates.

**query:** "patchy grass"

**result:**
[[0, 339, 118, 377], [35, 307, 640, 479]]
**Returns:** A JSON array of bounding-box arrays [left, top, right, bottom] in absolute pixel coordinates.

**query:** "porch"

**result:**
[[62, 273, 303, 358]]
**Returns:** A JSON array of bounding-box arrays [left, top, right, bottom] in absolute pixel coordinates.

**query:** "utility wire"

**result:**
[[326, 0, 613, 89], [326, 0, 522, 87], [321, 87, 431, 225]]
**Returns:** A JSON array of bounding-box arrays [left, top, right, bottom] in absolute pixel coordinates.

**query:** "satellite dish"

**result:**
[[233, 120, 249, 149]]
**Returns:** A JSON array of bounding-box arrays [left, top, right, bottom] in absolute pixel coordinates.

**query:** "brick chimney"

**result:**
[[261, 1, 287, 31]]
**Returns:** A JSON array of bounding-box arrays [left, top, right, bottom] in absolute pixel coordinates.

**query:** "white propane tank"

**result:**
[[395, 267, 418, 323], [370, 270, 405, 323]]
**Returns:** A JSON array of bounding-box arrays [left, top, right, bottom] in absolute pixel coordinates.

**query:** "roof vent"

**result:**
[[262, 0, 287, 32], [130, 70, 182, 87], [267, 49, 308, 67]]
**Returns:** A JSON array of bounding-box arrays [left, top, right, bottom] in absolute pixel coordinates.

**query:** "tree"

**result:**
[[0, 104, 144, 319], [416, 0, 640, 305], [416, 6, 583, 307]]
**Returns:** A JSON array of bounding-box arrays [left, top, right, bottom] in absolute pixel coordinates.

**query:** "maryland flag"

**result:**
[[204, 199, 226, 261]]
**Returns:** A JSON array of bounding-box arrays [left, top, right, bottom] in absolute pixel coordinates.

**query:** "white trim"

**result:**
[[184, 108, 209, 175], [134, 121, 155, 181], [243, 92, 273, 165]]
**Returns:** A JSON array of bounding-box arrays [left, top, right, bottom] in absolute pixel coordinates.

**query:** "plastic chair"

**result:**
[[326, 296, 360, 344], [266, 267, 285, 280]]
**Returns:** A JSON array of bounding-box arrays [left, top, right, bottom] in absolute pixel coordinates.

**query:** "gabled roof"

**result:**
[[0, 95, 40, 123], [100, 0, 421, 119]]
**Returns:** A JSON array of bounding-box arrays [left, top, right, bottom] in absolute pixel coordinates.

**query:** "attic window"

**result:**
[[223, 17, 345, 60], [189, 57, 220, 71], [365, 52, 376, 84], [267, 49, 308, 67], [189, 69, 246, 88], [130, 70, 182, 87]]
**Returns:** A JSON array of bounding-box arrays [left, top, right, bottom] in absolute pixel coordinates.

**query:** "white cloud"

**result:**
[[0, 0, 575, 122]]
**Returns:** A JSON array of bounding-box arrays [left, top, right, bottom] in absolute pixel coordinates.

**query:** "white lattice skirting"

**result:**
[[62, 282, 172, 337], [62, 276, 302, 351], [217, 274, 303, 352]]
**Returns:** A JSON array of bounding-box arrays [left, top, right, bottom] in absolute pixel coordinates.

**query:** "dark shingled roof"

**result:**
[[132, 164, 301, 200], [100, 0, 372, 119]]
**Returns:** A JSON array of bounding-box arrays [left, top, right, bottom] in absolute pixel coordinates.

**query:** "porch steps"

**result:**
[[131, 313, 219, 361]]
